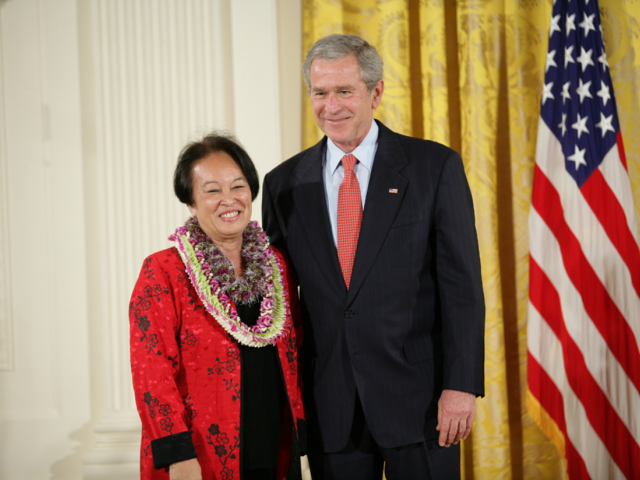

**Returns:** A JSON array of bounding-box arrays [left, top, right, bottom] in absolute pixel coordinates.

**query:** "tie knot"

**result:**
[[341, 154, 357, 172]]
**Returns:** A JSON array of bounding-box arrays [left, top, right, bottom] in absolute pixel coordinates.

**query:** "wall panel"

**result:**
[[0, 0, 91, 478]]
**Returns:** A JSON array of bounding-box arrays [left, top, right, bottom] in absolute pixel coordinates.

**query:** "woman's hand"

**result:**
[[169, 458, 202, 480]]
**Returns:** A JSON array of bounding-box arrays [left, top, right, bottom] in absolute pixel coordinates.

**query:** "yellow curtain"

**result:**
[[301, 1, 640, 478]]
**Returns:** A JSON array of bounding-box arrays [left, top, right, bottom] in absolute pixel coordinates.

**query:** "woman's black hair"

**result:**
[[173, 131, 259, 205]]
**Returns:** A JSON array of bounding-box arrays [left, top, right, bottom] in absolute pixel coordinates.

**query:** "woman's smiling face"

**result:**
[[188, 151, 252, 245]]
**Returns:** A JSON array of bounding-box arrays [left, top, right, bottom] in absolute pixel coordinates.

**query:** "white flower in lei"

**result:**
[[169, 217, 290, 347]]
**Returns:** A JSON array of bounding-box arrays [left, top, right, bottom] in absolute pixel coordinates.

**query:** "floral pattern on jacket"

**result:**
[[130, 246, 303, 480]]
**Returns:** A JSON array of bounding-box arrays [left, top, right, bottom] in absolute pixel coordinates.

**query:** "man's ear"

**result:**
[[371, 79, 384, 110]]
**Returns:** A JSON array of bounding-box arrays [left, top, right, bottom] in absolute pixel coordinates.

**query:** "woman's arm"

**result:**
[[129, 252, 198, 470]]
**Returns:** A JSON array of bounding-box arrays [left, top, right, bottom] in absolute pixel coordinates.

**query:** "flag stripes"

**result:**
[[526, 1, 640, 476], [529, 258, 640, 478], [600, 137, 638, 240], [529, 123, 640, 477], [528, 355, 592, 480], [529, 208, 640, 440], [580, 169, 640, 297], [528, 324, 626, 480], [616, 134, 629, 171], [534, 122, 640, 334], [531, 161, 640, 392]]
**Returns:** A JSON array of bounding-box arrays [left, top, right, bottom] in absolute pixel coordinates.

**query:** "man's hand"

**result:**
[[169, 458, 202, 480], [436, 389, 476, 447]]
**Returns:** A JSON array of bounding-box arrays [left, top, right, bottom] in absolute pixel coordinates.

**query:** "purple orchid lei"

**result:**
[[169, 216, 290, 348]]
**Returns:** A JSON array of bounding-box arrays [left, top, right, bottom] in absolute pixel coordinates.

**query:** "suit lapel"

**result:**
[[292, 140, 346, 298], [347, 122, 409, 304]]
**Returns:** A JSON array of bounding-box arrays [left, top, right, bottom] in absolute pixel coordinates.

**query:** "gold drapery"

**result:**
[[301, 1, 640, 478]]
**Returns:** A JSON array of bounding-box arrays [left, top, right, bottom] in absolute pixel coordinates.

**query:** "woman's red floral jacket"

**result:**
[[129, 246, 304, 480]]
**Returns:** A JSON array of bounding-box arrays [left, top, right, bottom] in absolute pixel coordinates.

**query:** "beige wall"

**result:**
[[0, 0, 302, 478]]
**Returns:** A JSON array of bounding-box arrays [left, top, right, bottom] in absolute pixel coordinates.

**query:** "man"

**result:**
[[262, 34, 485, 480]]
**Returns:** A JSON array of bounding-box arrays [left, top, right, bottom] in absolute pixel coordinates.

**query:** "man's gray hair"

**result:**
[[302, 34, 384, 93]]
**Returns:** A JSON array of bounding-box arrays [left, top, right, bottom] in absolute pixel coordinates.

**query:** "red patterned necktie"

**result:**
[[337, 154, 362, 289]]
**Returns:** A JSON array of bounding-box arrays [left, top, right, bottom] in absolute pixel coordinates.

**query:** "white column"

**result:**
[[0, 0, 91, 478]]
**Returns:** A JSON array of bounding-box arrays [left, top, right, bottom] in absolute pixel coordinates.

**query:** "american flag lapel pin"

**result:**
[[389, 188, 398, 194]]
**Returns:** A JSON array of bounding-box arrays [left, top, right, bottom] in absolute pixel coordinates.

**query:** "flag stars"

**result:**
[[576, 78, 593, 103], [597, 80, 611, 106], [566, 13, 576, 34], [567, 145, 588, 170], [542, 81, 555, 105], [550, 14, 561, 36], [577, 47, 595, 71], [598, 50, 609, 71], [564, 46, 575, 68], [595, 112, 615, 137], [546, 50, 557, 72], [561, 81, 571, 104], [540, 5, 619, 180], [559, 113, 567, 137], [579, 12, 596, 37], [572, 112, 589, 139]]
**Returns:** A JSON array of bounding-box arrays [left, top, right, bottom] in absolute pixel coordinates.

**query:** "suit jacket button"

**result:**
[[345, 310, 354, 318]]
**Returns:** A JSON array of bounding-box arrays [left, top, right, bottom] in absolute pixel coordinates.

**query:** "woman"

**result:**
[[129, 133, 305, 480]]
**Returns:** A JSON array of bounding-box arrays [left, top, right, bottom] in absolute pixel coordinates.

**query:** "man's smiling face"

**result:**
[[309, 54, 383, 153]]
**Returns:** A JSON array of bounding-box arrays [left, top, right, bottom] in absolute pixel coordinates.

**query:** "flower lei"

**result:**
[[169, 216, 289, 347]]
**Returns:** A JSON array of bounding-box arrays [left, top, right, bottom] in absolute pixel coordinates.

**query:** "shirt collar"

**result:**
[[326, 119, 379, 175]]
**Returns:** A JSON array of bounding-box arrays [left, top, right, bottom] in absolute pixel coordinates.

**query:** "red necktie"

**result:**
[[337, 154, 362, 289]]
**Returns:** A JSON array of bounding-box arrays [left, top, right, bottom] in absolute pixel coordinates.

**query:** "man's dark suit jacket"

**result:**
[[262, 121, 485, 453]]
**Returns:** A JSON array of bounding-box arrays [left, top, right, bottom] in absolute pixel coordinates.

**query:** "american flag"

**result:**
[[527, 0, 640, 478]]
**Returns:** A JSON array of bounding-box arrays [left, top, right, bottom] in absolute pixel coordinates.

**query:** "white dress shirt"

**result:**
[[323, 120, 379, 246]]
